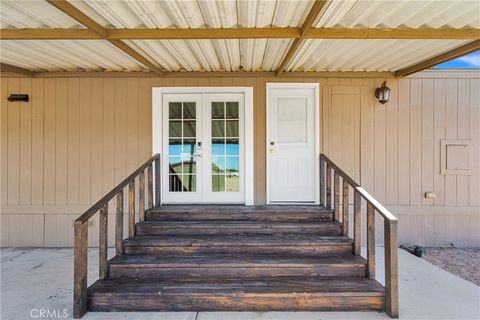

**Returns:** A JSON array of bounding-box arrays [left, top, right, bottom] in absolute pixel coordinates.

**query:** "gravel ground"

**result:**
[[422, 247, 480, 286]]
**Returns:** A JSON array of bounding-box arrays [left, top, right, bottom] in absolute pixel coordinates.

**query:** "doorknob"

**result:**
[[270, 141, 275, 146]]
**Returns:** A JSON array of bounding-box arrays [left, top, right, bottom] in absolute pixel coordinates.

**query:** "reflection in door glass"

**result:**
[[169, 102, 197, 192], [211, 101, 239, 192]]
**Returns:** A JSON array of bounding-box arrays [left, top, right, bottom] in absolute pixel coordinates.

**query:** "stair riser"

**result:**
[[135, 226, 341, 236], [146, 212, 333, 222], [123, 245, 353, 256], [108, 266, 367, 279], [88, 294, 384, 312]]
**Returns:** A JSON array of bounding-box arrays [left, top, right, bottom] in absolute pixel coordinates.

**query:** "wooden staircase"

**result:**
[[72, 154, 398, 318]]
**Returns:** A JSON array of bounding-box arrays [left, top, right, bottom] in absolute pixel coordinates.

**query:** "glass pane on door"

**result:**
[[169, 101, 197, 192], [211, 102, 240, 192]]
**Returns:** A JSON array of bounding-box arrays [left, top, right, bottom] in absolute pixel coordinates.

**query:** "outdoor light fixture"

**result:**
[[7, 94, 29, 102], [375, 81, 391, 104]]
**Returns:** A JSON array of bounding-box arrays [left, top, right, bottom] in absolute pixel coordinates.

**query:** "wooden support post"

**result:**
[[147, 165, 153, 209], [353, 190, 361, 255], [99, 204, 108, 279], [155, 158, 160, 207], [320, 158, 325, 207], [73, 221, 88, 318], [139, 171, 145, 221], [115, 191, 124, 256], [342, 179, 349, 236], [128, 181, 136, 237], [326, 164, 332, 210], [367, 202, 375, 279], [334, 172, 340, 221], [385, 220, 399, 318]]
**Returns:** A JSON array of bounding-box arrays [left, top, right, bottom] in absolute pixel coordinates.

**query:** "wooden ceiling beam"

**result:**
[[45, 0, 163, 76], [0, 63, 34, 77], [395, 39, 480, 77], [275, 0, 328, 76], [1, 28, 478, 40]]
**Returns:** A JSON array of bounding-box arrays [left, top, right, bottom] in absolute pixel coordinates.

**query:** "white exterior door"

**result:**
[[267, 84, 319, 204], [162, 93, 245, 203]]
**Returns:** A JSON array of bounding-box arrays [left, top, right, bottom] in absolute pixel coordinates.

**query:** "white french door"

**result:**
[[267, 84, 320, 204], [162, 93, 245, 203]]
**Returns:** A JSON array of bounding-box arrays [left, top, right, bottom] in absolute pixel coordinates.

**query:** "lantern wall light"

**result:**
[[375, 81, 391, 104]]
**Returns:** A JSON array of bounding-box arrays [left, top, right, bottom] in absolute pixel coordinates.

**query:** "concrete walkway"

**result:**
[[1, 247, 479, 320]]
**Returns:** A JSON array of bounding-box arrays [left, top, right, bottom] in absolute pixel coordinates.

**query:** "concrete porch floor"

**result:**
[[1, 247, 478, 320]]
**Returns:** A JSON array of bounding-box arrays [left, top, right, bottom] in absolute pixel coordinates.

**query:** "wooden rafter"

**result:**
[[2, 27, 479, 40], [0, 63, 34, 77], [395, 39, 480, 77], [276, 0, 328, 76], [45, 0, 163, 76]]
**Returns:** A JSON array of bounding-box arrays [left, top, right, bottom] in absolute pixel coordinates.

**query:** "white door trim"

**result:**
[[266, 83, 320, 205], [152, 87, 254, 205]]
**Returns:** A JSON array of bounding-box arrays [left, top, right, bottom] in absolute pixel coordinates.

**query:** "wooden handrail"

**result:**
[[73, 153, 161, 318], [319, 153, 399, 318]]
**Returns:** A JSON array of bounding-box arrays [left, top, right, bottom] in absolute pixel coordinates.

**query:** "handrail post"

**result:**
[[320, 158, 325, 206], [155, 157, 160, 207], [139, 171, 145, 221], [99, 204, 108, 279], [147, 164, 153, 209], [128, 181, 136, 237], [326, 164, 332, 209], [115, 191, 124, 256], [385, 220, 399, 318], [334, 172, 340, 221], [353, 190, 361, 255], [342, 179, 349, 236], [367, 203, 375, 279], [73, 221, 88, 318]]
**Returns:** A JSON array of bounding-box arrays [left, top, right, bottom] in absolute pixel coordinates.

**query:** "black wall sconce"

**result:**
[[7, 94, 29, 102], [375, 81, 391, 104]]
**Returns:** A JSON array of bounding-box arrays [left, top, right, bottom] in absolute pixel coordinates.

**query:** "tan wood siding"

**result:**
[[1, 74, 479, 247]]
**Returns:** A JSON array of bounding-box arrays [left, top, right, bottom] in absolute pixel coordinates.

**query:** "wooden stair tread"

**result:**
[[137, 221, 340, 228], [123, 235, 352, 247], [109, 254, 366, 267], [147, 205, 333, 213], [88, 277, 384, 295]]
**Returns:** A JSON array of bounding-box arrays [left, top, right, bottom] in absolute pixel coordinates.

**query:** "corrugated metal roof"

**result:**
[[0, 0, 478, 73]]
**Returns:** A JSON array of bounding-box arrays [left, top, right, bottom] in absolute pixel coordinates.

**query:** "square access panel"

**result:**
[[441, 140, 473, 175]]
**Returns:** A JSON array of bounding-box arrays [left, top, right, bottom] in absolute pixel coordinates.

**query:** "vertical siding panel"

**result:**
[[445, 215, 458, 246], [31, 79, 44, 205], [138, 78, 151, 162], [1, 78, 9, 206], [103, 79, 115, 193], [469, 79, 479, 206], [374, 79, 386, 203], [342, 94, 354, 177], [67, 78, 80, 205], [444, 79, 458, 206], [433, 79, 446, 206], [330, 94, 343, 164], [79, 79, 92, 205], [456, 79, 470, 206], [43, 79, 56, 205], [126, 78, 139, 172], [421, 79, 434, 206], [353, 93, 360, 182], [19, 78, 32, 205], [7, 78, 20, 205], [398, 79, 410, 205], [114, 79, 127, 182], [8, 215, 22, 245], [1, 215, 9, 246], [409, 79, 422, 205], [386, 79, 399, 205], [55, 79, 68, 205], [360, 86, 374, 192], [321, 85, 331, 154], [91, 79, 103, 203], [20, 215, 33, 246], [422, 215, 435, 246]]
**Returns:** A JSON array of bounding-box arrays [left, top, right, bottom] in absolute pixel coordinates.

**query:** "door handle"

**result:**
[[270, 141, 275, 146]]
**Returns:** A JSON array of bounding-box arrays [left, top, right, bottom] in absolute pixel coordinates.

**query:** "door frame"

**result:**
[[265, 83, 321, 205], [152, 87, 254, 205]]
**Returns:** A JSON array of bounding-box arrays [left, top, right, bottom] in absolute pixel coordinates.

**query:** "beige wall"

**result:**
[[1, 72, 479, 247]]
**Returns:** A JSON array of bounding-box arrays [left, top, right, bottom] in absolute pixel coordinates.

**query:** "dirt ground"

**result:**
[[422, 247, 480, 286]]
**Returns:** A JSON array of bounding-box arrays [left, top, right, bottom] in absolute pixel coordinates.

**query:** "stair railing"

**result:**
[[320, 153, 399, 318], [73, 154, 161, 318]]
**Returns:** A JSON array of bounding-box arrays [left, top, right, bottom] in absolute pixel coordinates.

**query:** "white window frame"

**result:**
[[152, 87, 254, 205]]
